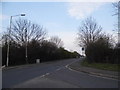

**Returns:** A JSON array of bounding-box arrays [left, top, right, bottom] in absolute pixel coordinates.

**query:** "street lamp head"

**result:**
[[21, 14, 25, 16]]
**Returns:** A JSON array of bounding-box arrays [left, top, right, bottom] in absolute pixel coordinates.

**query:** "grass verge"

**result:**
[[81, 59, 120, 71]]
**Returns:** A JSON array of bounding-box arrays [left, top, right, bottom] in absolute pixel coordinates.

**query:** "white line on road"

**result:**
[[56, 67, 64, 71], [40, 75, 45, 78], [65, 65, 83, 74], [56, 68, 61, 71], [30, 59, 80, 79], [40, 73, 50, 78], [39, 67, 66, 79]]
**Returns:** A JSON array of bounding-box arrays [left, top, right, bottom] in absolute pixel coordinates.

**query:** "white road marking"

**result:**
[[40, 75, 45, 78], [40, 73, 50, 78], [56, 68, 61, 71], [35, 59, 82, 79], [56, 67, 64, 71], [65, 65, 83, 74]]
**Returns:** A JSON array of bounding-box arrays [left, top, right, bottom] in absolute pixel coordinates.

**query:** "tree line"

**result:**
[[2, 19, 80, 66], [77, 17, 119, 64]]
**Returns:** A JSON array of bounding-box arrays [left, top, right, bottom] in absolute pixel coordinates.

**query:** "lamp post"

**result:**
[[25, 28, 28, 64], [6, 14, 25, 67]]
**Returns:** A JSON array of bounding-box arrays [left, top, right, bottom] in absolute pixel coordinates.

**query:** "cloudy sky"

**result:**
[[0, 0, 117, 54]]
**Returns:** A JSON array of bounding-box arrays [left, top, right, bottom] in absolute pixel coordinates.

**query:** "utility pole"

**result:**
[[6, 16, 12, 67]]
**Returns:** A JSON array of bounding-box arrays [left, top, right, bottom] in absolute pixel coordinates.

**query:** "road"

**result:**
[[3, 58, 118, 88]]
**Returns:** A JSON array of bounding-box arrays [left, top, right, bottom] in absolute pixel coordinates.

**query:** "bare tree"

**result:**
[[49, 36, 64, 48], [8, 18, 46, 45], [77, 17, 102, 48], [112, 1, 120, 16]]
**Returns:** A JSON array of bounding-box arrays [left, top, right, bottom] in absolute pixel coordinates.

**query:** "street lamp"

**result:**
[[25, 28, 28, 64], [6, 14, 25, 67]]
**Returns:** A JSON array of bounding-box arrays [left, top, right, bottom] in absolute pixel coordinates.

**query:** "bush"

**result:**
[[85, 38, 119, 64], [2, 40, 80, 66]]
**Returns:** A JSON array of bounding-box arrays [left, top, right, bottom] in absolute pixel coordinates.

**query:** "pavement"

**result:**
[[68, 59, 119, 79], [2, 63, 41, 70]]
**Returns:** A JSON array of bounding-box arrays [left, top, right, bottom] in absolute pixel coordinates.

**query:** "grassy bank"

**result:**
[[81, 59, 119, 71]]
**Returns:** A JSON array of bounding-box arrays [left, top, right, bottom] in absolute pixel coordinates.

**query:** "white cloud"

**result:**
[[67, 2, 105, 19]]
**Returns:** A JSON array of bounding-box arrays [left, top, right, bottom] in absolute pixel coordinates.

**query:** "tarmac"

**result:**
[[68, 59, 119, 80], [2, 58, 119, 80]]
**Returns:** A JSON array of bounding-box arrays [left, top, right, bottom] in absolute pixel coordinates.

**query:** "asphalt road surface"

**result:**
[[2, 58, 118, 88]]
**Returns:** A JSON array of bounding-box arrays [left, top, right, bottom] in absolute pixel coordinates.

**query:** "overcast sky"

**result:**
[[0, 1, 117, 54]]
